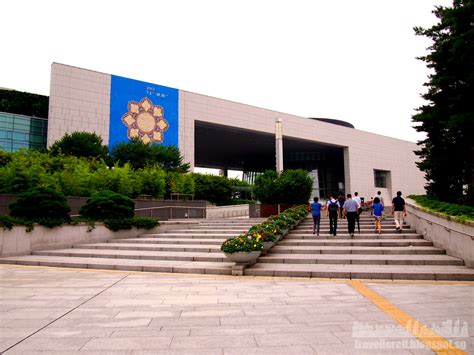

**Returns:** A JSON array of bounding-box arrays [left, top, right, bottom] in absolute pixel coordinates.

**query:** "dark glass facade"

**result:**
[[0, 111, 48, 152]]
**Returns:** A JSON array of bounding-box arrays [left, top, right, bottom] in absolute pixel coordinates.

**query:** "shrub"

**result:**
[[253, 170, 313, 205], [103, 217, 160, 231], [79, 190, 134, 220], [90, 164, 135, 197], [253, 170, 279, 204], [9, 186, 71, 227], [166, 172, 195, 198], [409, 195, 474, 222], [136, 167, 166, 198], [193, 173, 233, 205], [49, 131, 108, 160], [277, 170, 313, 205]]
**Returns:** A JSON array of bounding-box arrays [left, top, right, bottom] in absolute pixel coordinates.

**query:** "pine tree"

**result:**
[[412, 0, 474, 205]]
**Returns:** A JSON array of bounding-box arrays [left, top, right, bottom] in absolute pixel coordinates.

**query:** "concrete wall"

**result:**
[[206, 204, 249, 219], [405, 199, 474, 268], [0, 220, 200, 257], [48, 63, 426, 203]]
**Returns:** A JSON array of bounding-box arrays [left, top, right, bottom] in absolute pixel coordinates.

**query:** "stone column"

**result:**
[[275, 117, 283, 173]]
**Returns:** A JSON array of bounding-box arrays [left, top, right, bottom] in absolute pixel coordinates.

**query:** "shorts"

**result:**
[[374, 216, 382, 221]]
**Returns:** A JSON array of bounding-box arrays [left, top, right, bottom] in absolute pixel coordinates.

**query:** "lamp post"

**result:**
[[275, 117, 283, 173]]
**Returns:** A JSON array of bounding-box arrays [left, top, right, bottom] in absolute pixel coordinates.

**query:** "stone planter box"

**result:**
[[262, 241, 275, 252], [225, 251, 262, 263]]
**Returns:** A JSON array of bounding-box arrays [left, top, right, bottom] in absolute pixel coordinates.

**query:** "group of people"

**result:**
[[310, 191, 407, 237]]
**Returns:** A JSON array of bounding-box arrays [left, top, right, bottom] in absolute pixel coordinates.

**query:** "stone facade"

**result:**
[[48, 63, 426, 202]]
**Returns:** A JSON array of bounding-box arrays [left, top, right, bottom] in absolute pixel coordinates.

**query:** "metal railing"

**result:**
[[134, 206, 206, 219]]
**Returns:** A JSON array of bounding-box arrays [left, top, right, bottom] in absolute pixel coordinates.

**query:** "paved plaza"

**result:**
[[0, 265, 472, 354]]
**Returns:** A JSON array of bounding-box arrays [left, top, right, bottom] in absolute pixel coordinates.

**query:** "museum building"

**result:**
[[3, 63, 426, 201]]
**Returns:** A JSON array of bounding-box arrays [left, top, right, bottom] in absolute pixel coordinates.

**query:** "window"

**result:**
[[374, 170, 389, 188]]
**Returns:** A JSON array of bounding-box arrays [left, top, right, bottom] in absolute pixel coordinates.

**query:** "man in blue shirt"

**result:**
[[310, 197, 323, 236]]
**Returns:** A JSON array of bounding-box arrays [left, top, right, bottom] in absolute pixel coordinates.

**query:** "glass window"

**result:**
[[374, 170, 389, 188]]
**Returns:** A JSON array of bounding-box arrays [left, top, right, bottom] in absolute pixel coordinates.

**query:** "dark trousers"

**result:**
[[347, 211, 357, 234], [329, 212, 338, 235], [312, 216, 320, 234]]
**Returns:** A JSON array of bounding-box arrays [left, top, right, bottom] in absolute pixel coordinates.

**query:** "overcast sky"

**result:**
[[1, 0, 452, 143]]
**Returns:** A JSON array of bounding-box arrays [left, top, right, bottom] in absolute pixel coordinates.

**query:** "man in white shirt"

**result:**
[[353, 192, 362, 207]]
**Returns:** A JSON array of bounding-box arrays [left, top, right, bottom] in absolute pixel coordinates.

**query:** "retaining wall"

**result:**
[[405, 199, 474, 268], [0, 220, 200, 257]]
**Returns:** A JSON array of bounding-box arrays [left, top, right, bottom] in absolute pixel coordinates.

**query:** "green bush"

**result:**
[[409, 195, 474, 222], [103, 217, 160, 231], [278, 170, 313, 205], [79, 191, 134, 220], [193, 173, 233, 205], [9, 186, 71, 227], [254, 170, 313, 205], [136, 167, 166, 198], [49, 131, 108, 160], [253, 170, 279, 204], [166, 172, 195, 198]]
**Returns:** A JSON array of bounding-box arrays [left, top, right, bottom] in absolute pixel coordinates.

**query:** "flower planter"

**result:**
[[224, 251, 262, 263], [262, 241, 275, 252]]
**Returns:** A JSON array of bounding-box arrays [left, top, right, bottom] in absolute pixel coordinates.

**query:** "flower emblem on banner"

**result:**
[[121, 97, 169, 144]]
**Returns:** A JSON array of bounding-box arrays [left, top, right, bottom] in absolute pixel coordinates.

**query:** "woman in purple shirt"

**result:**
[[372, 197, 384, 235]]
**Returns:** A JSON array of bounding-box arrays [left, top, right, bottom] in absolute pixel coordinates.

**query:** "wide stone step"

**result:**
[[269, 246, 445, 255], [258, 254, 463, 266], [163, 229, 246, 234], [202, 219, 265, 224], [285, 233, 421, 239], [74, 243, 222, 253], [114, 238, 223, 245], [0, 255, 234, 275], [291, 228, 417, 234], [278, 239, 433, 247], [298, 220, 406, 225], [141, 233, 234, 239], [32, 248, 227, 262], [244, 263, 474, 280]]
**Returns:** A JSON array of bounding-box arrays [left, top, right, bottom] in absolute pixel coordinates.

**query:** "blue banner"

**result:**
[[109, 75, 179, 149]]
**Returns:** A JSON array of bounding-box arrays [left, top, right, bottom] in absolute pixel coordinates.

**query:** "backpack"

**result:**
[[328, 200, 338, 213]]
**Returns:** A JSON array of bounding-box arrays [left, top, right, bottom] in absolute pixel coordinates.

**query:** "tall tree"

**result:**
[[412, 0, 474, 205], [110, 139, 190, 172], [49, 132, 109, 161]]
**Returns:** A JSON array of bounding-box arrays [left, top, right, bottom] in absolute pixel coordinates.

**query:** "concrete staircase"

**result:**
[[0, 219, 264, 275], [244, 215, 474, 280], [0, 215, 473, 280]]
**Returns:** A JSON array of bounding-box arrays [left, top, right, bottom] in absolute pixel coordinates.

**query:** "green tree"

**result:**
[[253, 170, 280, 204], [135, 167, 166, 198], [49, 131, 109, 160], [253, 169, 313, 205], [110, 139, 190, 172], [193, 173, 232, 205], [412, 0, 474, 205], [277, 169, 313, 205], [9, 186, 70, 222]]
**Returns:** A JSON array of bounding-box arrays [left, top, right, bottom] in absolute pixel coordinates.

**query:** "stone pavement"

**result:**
[[0, 265, 472, 354]]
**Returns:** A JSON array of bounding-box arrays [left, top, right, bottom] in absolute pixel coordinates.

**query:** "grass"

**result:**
[[408, 195, 474, 223]]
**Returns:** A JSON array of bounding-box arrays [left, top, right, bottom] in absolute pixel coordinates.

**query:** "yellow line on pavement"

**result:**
[[350, 280, 466, 355]]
